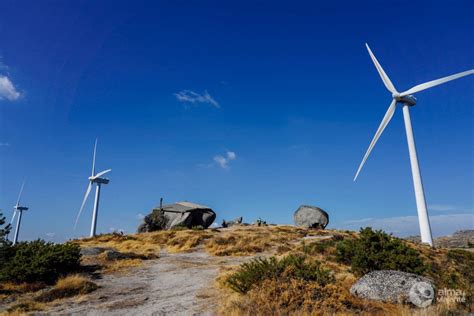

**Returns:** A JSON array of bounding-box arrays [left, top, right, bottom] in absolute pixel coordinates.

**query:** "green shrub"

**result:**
[[0, 212, 12, 269], [335, 227, 426, 276], [444, 250, 473, 289], [0, 240, 81, 284], [301, 238, 337, 255], [227, 254, 334, 294]]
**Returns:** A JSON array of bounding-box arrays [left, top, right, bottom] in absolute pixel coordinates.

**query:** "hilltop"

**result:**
[[1, 226, 472, 315]]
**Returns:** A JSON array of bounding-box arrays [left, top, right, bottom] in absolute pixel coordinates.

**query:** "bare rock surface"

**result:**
[[350, 270, 435, 306], [294, 205, 329, 229], [47, 249, 253, 315]]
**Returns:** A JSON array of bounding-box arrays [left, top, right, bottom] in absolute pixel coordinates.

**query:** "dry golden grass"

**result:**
[[205, 225, 328, 256], [1, 275, 98, 315], [36, 274, 98, 303], [0, 281, 46, 297], [74, 226, 349, 259], [55, 274, 94, 291], [215, 227, 473, 315], [101, 258, 143, 273], [5, 300, 46, 314], [74, 229, 217, 256], [73, 233, 161, 258]]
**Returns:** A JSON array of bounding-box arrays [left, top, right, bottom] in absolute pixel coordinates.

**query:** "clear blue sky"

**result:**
[[0, 0, 472, 242]]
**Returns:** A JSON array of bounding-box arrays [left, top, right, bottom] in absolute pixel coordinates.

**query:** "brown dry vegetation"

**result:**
[[2, 225, 471, 315], [212, 226, 473, 315], [3, 275, 98, 315], [35, 274, 98, 302]]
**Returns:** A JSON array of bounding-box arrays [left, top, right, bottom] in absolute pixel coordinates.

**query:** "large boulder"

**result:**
[[138, 201, 216, 232], [350, 270, 435, 307], [293, 205, 329, 229], [222, 216, 243, 228]]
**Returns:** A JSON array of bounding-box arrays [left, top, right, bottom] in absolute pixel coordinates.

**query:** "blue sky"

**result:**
[[0, 0, 472, 242]]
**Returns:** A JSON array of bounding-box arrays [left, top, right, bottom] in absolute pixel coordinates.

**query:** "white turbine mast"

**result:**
[[354, 43, 473, 246], [75, 139, 111, 237], [10, 182, 28, 245]]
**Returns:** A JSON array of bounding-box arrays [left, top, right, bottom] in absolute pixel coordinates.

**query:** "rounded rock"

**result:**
[[293, 205, 329, 229]]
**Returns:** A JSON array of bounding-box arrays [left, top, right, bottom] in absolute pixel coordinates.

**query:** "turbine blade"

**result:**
[[400, 69, 474, 96], [16, 182, 25, 207], [10, 211, 17, 225], [75, 181, 92, 229], [354, 99, 397, 181], [365, 43, 398, 94], [92, 169, 112, 179], [92, 139, 97, 176]]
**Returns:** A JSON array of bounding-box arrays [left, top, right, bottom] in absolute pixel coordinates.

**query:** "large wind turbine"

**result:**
[[75, 139, 111, 237], [354, 43, 473, 246], [10, 182, 28, 245]]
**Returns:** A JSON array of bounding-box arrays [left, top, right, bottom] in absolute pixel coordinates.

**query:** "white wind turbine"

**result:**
[[354, 43, 473, 246], [10, 182, 28, 245], [75, 139, 111, 237]]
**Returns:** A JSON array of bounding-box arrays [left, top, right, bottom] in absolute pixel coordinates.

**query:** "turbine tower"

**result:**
[[354, 43, 473, 246], [75, 139, 111, 237], [10, 182, 28, 245]]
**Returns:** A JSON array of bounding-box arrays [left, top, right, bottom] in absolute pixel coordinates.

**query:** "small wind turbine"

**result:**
[[10, 182, 28, 245], [75, 139, 111, 237], [354, 43, 473, 246]]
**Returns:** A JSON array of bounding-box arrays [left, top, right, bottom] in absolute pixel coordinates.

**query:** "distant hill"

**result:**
[[405, 230, 474, 249]]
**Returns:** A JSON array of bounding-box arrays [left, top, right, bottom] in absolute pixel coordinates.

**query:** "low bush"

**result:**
[[301, 238, 337, 255], [0, 212, 12, 267], [227, 254, 334, 294], [36, 274, 98, 302], [0, 240, 81, 284], [335, 227, 426, 276]]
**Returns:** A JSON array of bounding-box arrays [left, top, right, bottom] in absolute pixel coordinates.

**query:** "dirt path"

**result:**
[[47, 249, 252, 315]]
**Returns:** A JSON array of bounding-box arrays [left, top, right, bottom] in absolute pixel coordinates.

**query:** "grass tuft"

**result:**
[[35, 274, 98, 302]]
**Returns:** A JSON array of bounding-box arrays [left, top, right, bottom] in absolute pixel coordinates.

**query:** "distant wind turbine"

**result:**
[[10, 182, 28, 245], [75, 139, 111, 237], [354, 43, 473, 247]]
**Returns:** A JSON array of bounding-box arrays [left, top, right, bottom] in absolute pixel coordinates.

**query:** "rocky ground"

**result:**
[[45, 248, 255, 315]]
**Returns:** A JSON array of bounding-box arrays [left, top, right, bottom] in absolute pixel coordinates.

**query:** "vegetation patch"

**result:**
[[205, 226, 307, 256], [35, 274, 98, 302], [226, 254, 334, 294], [334, 227, 426, 276], [0, 240, 81, 284], [6, 300, 46, 314]]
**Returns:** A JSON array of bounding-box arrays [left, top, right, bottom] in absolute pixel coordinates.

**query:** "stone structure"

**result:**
[[138, 201, 216, 232]]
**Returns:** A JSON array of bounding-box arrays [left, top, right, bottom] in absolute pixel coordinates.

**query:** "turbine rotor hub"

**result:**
[[395, 94, 417, 106]]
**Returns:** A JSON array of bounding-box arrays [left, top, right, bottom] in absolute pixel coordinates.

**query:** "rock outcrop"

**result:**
[[138, 201, 216, 232], [293, 205, 329, 229], [405, 230, 474, 248], [350, 270, 435, 307], [222, 217, 243, 228]]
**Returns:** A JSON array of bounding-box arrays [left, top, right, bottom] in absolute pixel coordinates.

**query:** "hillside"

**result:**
[[405, 230, 474, 249], [1, 226, 472, 315]]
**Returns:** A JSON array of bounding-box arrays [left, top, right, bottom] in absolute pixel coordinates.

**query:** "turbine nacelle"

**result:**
[[395, 95, 417, 106], [14, 206, 28, 211], [88, 176, 110, 184]]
